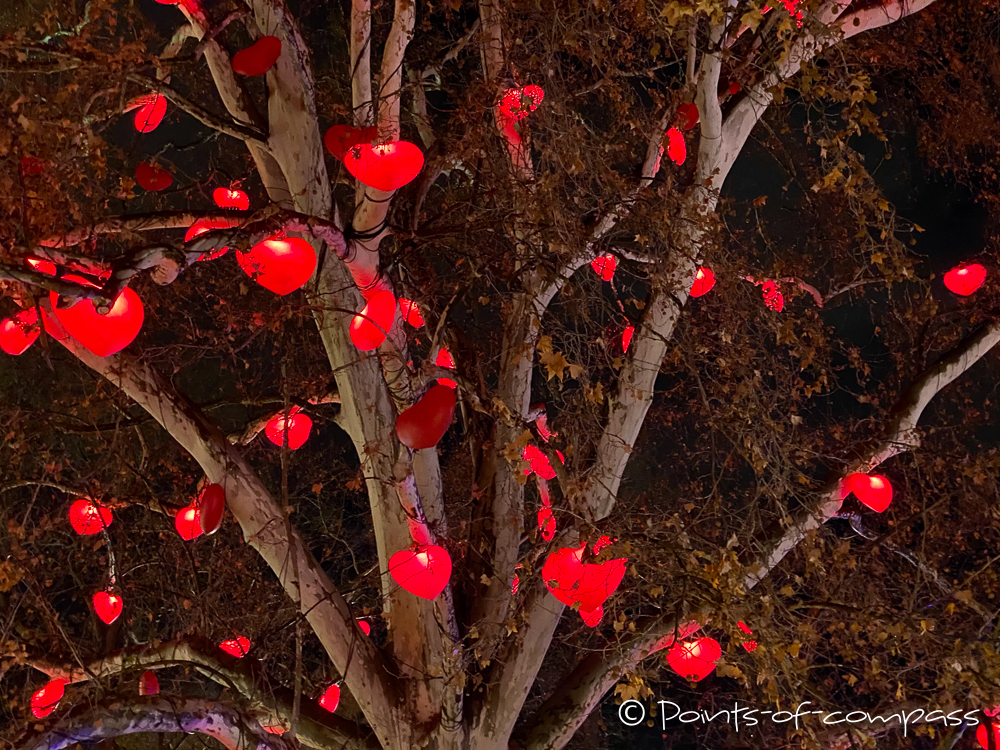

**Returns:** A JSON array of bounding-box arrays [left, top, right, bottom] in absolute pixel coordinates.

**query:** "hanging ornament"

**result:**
[[677, 102, 700, 131], [237, 235, 317, 295], [0, 308, 40, 355], [175, 506, 203, 541], [196, 483, 227, 535], [512, 573, 520, 595], [542, 544, 627, 617], [231, 36, 282, 76], [665, 127, 686, 166], [27, 257, 57, 275], [135, 162, 173, 192], [139, 670, 160, 696], [522, 445, 564, 480], [666, 637, 722, 681], [318, 684, 341, 713], [581, 605, 603, 628], [50, 284, 144, 358], [622, 325, 634, 354], [761, 280, 784, 311], [349, 290, 397, 351], [943, 263, 987, 296], [399, 298, 425, 328], [435, 347, 458, 388], [92, 590, 123, 625], [977, 724, 1000, 750], [127, 94, 168, 134], [324, 125, 377, 160], [186, 217, 239, 261], [357, 619, 371, 636], [219, 636, 252, 658], [728, 81, 741, 96], [498, 85, 545, 122], [343, 141, 424, 192], [20, 155, 46, 177], [389, 544, 453, 600], [69, 499, 113, 535], [592, 535, 614, 554], [690, 267, 716, 297], [848, 473, 893, 512], [737, 621, 757, 652], [264, 406, 313, 450], [590, 254, 617, 282], [213, 187, 249, 211], [537, 506, 556, 541], [395, 385, 457, 450], [31, 679, 66, 719]]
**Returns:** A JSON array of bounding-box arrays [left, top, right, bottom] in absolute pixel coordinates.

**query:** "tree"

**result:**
[[2, 0, 1000, 749]]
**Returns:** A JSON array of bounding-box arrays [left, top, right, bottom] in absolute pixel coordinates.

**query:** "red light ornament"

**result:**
[[139, 670, 160, 696], [761, 280, 784, 311], [396, 384, 457, 450], [677, 102, 700, 131], [219, 636, 251, 658], [31, 679, 65, 719], [848, 473, 893, 512], [591, 254, 617, 281], [977, 724, 1000, 750], [128, 94, 168, 133], [0, 308, 40, 355], [499, 85, 545, 122], [399, 298, 425, 328], [542, 543, 627, 618], [213, 187, 249, 211], [324, 124, 377, 160], [319, 684, 341, 713], [665, 127, 686, 166], [196, 483, 226, 535], [175, 506, 203, 541], [237, 235, 317, 295], [738, 621, 757, 652], [943, 263, 987, 296], [358, 619, 371, 636], [135, 162, 173, 192], [232, 36, 282, 77], [92, 590, 123, 624], [690, 267, 716, 297], [69, 499, 113, 535], [389, 544, 452, 600], [50, 284, 144, 357], [343, 141, 424, 192], [265, 407, 313, 450], [435, 347, 458, 388], [666, 637, 722, 681], [349, 290, 396, 351]]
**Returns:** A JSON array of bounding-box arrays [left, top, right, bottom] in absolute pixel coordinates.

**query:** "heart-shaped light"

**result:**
[[399, 298, 425, 328], [977, 724, 1000, 750], [522, 445, 564, 480], [92, 590, 123, 624], [537, 506, 556, 541], [175, 506, 203, 541], [135, 162, 173, 192], [219, 635, 251, 658], [389, 545, 452, 600], [848, 473, 893, 512], [395, 385, 457, 450], [498, 85, 545, 121], [139, 670, 160, 696], [690, 266, 716, 297], [324, 124, 377, 160], [213, 187, 249, 210], [130, 94, 167, 133], [265, 407, 313, 450], [622, 325, 635, 354], [318, 684, 341, 713], [50, 285, 144, 357], [665, 127, 686, 166], [666, 637, 721, 682], [761, 280, 784, 311], [677, 102, 700, 131], [196, 483, 226, 535], [590, 254, 616, 281], [31, 679, 65, 718], [186, 217, 239, 261], [350, 290, 396, 351], [69, 499, 113, 535], [738, 621, 757, 652], [944, 263, 987, 296], [435, 347, 457, 388], [343, 141, 424, 192], [0, 308, 40, 355], [542, 543, 627, 615], [357, 619, 371, 636], [237, 235, 317, 295], [231, 36, 282, 76]]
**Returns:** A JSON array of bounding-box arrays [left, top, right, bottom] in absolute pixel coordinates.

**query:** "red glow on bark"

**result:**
[[232, 36, 282, 77], [324, 125, 377, 160], [31, 679, 65, 719], [522, 445, 563, 480], [213, 187, 249, 210], [399, 298, 425, 327], [498, 85, 545, 121], [69, 499, 113, 535], [343, 141, 425, 192], [237, 235, 317, 295], [666, 637, 722, 681], [319, 684, 341, 713], [186, 217, 238, 261], [389, 545, 453, 600]]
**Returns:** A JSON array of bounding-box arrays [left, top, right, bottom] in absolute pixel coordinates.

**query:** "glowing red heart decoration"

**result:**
[[538, 506, 556, 541], [232, 36, 282, 76], [665, 127, 686, 166], [761, 280, 784, 311], [237, 235, 317, 295], [50, 286, 144, 357], [350, 290, 396, 351], [677, 102, 700, 131], [581, 605, 603, 628], [522, 445, 564, 480], [343, 141, 424, 192], [690, 267, 716, 297], [399, 298, 425, 328], [131, 94, 167, 133], [395, 384, 457, 449], [139, 670, 160, 696], [592, 535, 614, 554], [196, 483, 226, 535], [219, 636, 251, 658], [542, 543, 627, 615], [69, 499, 113, 535], [499, 85, 545, 121], [738, 621, 757, 652], [318, 684, 341, 713], [31, 679, 65, 719], [590, 254, 616, 281], [389, 545, 453, 600], [357, 619, 371, 636], [729, 81, 741, 95], [265, 406, 313, 450], [186, 217, 238, 261], [848, 473, 893, 512], [213, 187, 249, 211], [27, 257, 57, 275], [978, 724, 1000, 750], [435, 347, 457, 388], [622, 325, 634, 353], [135, 162, 173, 192], [92, 590, 123, 624], [20, 155, 45, 176], [943, 263, 987, 296], [666, 637, 721, 681], [0, 308, 40, 355], [512, 573, 520, 595], [324, 125, 377, 160], [175, 506, 203, 541]]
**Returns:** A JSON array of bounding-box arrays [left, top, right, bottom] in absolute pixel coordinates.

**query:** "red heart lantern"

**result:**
[[237, 235, 317, 295], [0, 308, 40, 355], [512, 573, 520, 595], [213, 187, 249, 211], [522, 445, 564, 480], [139, 670, 160, 696], [592, 535, 614, 554], [761, 280, 784, 311], [537, 506, 556, 541], [264, 406, 313, 450], [135, 162, 173, 192], [666, 637, 721, 681], [318, 684, 341, 713], [175, 506, 203, 541], [50, 286, 144, 357], [665, 127, 686, 166], [498, 85, 545, 121], [130, 94, 167, 133], [232, 36, 282, 76], [343, 141, 424, 192], [435, 347, 457, 388], [20, 155, 46, 176], [324, 124, 377, 160], [92, 590, 123, 624], [349, 290, 396, 351], [196, 483, 226, 535], [219, 635, 251, 658], [389, 544, 452, 600], [27, 257, 57, 275], [738, 621, 757, 652], [581, 605, 603, 628], [399, 298, 425, 328], [69, 499, 113, 535], [677, 102, 700, 131], [590, 254, 616, 281], [622, 325, 634, 354], [977, 724, 1000, 750], [729, 81, 741, 95], [186, 217, 238, 261], [357, 619, 371, 636], [848, 473, 892, 512], [944, 263, 987, 296], [542, 543, 627, 614], [31, 679, 65, 719], [395, 384, 457, 450], [690, 266, 716, 297]]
